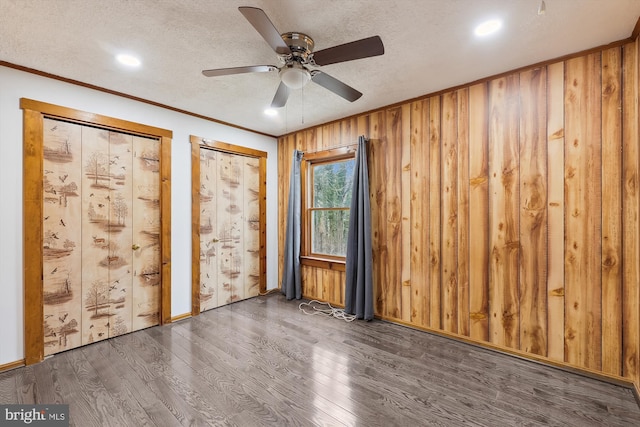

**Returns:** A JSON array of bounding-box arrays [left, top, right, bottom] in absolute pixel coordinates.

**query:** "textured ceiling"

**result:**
[[1, 0, 639, 137]]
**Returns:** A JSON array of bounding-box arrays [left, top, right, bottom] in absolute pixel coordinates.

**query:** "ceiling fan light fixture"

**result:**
[[280, 64, 311, 89]]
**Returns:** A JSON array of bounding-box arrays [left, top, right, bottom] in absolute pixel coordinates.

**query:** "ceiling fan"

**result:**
[[202, 6, 385, 108]]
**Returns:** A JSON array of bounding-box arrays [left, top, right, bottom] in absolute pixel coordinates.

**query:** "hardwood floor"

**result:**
[[2, 294, 640, 426]]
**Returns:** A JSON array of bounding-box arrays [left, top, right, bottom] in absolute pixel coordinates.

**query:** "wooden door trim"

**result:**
[[20, 98, 173, 138], [190, 139, 201, 316], [21, 98, 172, 365], [190, 135, 268, 316]]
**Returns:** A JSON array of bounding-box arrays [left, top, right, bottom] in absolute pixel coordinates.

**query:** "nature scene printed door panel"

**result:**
[[131, 135, 161, 330], [199, 148, 260, 311], [42, 119, 83, 353], [242, 157, 260, 298], [216, 152, 235, 305], [80, 125, 112, 346], [43, 118, 160, 356]]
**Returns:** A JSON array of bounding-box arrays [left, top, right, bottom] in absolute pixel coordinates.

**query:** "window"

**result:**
[[302, 150, 355, 263]]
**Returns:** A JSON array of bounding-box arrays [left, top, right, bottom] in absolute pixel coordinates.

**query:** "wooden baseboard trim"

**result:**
[[0, 359, 25, 373], [633, 382, 640, 408], [170, 313, 191, 322], [295, 295, 636, 391], [376, 313, 636, 390]]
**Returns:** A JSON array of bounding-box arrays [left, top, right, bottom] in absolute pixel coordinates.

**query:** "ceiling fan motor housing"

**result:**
[[281, 32, 315, 63], [279, 32, 315, 89]]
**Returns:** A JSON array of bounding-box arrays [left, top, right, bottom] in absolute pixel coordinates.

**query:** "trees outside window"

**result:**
[[304, 154, 355, 259]]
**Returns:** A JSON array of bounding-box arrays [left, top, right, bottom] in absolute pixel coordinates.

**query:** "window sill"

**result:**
[[300, 256, 346, 272]]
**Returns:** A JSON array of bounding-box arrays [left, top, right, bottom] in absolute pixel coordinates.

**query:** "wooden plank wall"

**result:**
[[277, 40, 640, 385]]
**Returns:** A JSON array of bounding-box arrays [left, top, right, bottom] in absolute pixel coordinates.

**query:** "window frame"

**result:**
[[300, 146, 356, 270]]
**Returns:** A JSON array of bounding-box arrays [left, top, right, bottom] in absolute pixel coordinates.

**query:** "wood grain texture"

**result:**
[[20, 98, 172, 138], [518, 67, 548, 357], [546, 61, 566, 363], [564, 53, 603, 370], [428, 96, 442, 329], [196, 138, 268, 158], [441, 91, 459, 334], [313, 268, 331, 301], [23, 108, 44, 365], [385, 107, 403, 319], [622, 39, 640, 382], [601, 46, 623, 376], [410, 100, 430, 327], [370, 111, 387, 316], [277, 39, 640, 391], [2, 296, 640, 427], [400, 103, 412, 322], [0, 360, 25, 373], [457, 88, 470, 337], [341, 117, 358, 147], [277, 136, 288, 288], [488, 75, 520, 349], [468, 83, 490, 342], [190, 138, 201, 316]]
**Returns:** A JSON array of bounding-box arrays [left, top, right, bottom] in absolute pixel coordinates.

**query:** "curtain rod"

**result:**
[[300, 137, 369, 156]]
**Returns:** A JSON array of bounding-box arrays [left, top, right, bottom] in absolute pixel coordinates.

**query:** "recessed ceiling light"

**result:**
[[474, 19, 503, 37], [264, 108, 278, 117], [116, 53, 141, 67]]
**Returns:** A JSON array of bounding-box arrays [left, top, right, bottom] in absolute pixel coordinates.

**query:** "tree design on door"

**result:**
[[42, 118, 160, 355], [199, 148, 260, 311]]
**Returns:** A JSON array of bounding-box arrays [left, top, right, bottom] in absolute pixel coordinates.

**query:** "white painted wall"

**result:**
[[0, 66, 279, 365]]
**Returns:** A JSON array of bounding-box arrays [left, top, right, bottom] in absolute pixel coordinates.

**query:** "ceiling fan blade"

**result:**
[[312, 35, 384, 66], [271, 81, 291, 108], [202, 65, 277, 77], [238, 7, 291, 55], [311, 72, 362, 102]]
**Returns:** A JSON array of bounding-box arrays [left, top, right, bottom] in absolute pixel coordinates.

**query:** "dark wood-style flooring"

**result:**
[[1, 294, 639, 426]]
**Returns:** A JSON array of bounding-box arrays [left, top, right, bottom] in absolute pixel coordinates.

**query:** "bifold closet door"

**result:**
[[199, 149, 218, 308], [42, 118, 160, 356], [199, 148, 260, 312], [131, 135, 161, 331], [241, 155, 260, 299], [42, 118, 83, 355]]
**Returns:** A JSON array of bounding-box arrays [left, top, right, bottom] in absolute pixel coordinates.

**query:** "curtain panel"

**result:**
[[344, 136, 373, 320], [281, 149, 303, 300]]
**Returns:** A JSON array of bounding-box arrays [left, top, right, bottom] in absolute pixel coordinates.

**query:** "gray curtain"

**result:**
[[344, 136, 373, 320], [281, 150, 303, 300]]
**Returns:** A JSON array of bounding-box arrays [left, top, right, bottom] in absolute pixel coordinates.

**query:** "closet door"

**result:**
[[242, 156, 261, 298], [198, 148, 261, 312], [199, 149, 218, 310], [216, 151, 240, 305], [42, 119, 83, 355], [104, 130, 134, 339], [131, 135, 161, 329], [42, 118, 161, 355], [80, 126, 112, 345]]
